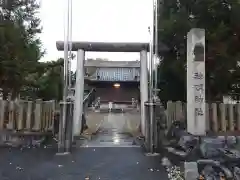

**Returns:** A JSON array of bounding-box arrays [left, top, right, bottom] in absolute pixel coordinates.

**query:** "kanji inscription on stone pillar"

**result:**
[[187, 28, 206, 135]]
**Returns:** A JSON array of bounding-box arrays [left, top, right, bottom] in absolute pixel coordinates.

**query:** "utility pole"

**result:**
[[146, 0, 164, 154], [68, 0, 73, 90], [148, 0, 154, 101], [146, 0, 155, 154], [58, 0, 73, 154], [154, 0, 159, 98]]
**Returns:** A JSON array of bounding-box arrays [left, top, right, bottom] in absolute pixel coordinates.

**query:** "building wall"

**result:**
[[85, 67, 140, 82], [92, 82, 139, 103], [84, 63, 140, 102]]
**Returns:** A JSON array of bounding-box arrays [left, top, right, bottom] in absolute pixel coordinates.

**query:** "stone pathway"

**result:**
[[82, 113, 138, 147], [84, 110, 140, 137]]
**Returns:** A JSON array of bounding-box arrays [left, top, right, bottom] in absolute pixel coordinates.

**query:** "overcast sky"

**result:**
[[39, 0, 152, 70]]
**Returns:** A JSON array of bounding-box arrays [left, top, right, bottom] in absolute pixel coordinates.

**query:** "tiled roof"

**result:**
[[84, 60, 140, 68]]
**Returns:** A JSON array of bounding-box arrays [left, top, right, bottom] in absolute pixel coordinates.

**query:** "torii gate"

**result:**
[[56, 41, 168, 137]]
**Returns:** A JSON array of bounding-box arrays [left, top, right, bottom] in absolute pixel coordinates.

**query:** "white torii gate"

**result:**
[[56, 41, 168, 137]]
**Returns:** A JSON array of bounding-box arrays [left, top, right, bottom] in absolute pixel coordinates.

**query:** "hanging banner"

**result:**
[[187, 28, 206, 135]]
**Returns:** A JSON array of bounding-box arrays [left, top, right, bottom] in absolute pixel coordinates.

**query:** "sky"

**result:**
[[39, 0, 152, 70]]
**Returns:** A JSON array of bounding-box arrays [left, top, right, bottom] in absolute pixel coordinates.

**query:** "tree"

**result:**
[[36, 59, 64, 101], [21, 58, 64, 101], [0, 0, 44, 99], [157, 0, 240, 103]]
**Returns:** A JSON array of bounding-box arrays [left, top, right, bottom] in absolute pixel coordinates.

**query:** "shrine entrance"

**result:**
[[56, 41, 168, 136]]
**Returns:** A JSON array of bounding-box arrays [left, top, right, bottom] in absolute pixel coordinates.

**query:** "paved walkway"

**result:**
[[0, 112, 168, 180], [84, 110, 141, 137], [0, 146, 168, 180], [83, 112, 140, 147]]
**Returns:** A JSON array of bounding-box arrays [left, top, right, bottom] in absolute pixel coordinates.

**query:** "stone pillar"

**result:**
[[73, 49, 85, 136], [140, 50, 148, 136], [187, 28, 206, 135]]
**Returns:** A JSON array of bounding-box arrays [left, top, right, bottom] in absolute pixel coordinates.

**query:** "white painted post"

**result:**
[[17, 100, 24, 130], [237, 104, 240, 130], [176, 101, 183, 121], [166, 101, 173, 129], [212, 103, 218, 132], [42, 102, 47, 131], [108, 102, 113, 112], [45, 102, 50, 130], [229, 104, 234, 131], [73, 49, 85, 136], [220, 103, 226, 132], [34, 99, 42, 131], [187, 28, 206, 135], [26, 101, 33, 130], [140, 50, 148, 136], [49, 100, 55, 131], [205, 103, 210, 131], [8, 101, 15, 130], [0, 100, 5, 130]]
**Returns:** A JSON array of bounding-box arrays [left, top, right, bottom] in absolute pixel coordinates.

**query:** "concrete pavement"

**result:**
[[84, 110, 141, 137], [0, 146, 168, 180], [0, 111, 168, 180]]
